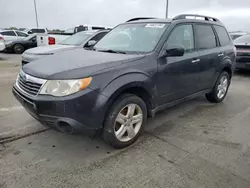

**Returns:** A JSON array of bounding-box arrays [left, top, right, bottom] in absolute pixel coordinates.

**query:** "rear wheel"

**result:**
[[102, 94, 147, 149], [13, 44, 24, 54], [206, 71, 230, 103]]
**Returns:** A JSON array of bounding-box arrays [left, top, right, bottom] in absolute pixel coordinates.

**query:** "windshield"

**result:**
[[59, 32, 93, 45], [94, 23, 169, 53], [234, 35, 250, 43]]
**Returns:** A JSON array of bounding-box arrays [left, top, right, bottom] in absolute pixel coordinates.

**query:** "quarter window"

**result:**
[[167, 24, 194, 53], [214, 26, 231, 46], [196, 25, 217, 50]]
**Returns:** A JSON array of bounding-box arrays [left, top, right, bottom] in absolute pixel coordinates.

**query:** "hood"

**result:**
[[23, 49, 145, 79], [25, 44, 77, 55]]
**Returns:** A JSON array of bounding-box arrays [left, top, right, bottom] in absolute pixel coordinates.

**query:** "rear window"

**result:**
[[196, 25, 217, 50], [214, 26, 230, 46], [31, 29, 46, 33], [1, 31, 16, 36]]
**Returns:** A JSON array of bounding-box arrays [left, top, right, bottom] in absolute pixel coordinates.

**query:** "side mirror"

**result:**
[[162, 45, 185, 57], [27, 31, 32, 34], [32, 38, 36, 42], [85, 40, 97, 48]]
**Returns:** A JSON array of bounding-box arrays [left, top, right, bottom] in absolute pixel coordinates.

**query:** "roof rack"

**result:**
[[173, 14, 220, 22], [126, 17, 157, 22]]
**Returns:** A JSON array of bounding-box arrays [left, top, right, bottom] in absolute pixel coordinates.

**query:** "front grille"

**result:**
[[16, 71, 46, 96]]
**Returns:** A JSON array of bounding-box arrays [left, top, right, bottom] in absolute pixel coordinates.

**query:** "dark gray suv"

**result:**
[[13, 14, 236, 148]]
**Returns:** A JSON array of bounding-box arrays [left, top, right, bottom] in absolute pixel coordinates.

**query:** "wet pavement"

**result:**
[[0, 54, 250, 188]]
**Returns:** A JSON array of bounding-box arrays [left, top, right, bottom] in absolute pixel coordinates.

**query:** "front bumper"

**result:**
[[12, 85, 108, 135]]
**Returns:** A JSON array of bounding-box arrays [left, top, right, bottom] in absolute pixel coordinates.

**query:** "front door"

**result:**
[[157, 24, 200, 105]]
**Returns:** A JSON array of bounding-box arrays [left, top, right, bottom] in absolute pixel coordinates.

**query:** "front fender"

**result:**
[[91, 72, 157, 127], [101, 72, 155, 98]]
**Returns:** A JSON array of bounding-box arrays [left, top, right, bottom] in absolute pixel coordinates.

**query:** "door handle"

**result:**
[[218, 53, 224, 57], [191, 59, 200, 63]]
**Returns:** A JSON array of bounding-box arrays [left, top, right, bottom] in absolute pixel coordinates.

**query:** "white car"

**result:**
[[0, 34, 5, 51], [22, 30, 109, 66], [0, 30, 29, 42], [37, 25, 112, 46]]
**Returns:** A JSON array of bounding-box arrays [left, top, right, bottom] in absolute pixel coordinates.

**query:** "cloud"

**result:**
[[1, 0, 250, 32]]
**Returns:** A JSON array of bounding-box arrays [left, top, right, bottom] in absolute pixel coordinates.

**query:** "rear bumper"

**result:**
[[12, 85, 109, 135], [236, 62, 250, 70], [0, 43, 5, 51]]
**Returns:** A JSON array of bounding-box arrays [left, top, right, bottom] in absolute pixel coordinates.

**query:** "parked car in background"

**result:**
[[13, 14, 235, 149], [0, 30, 28, 42], [22, 30, 109, 65], [36, 25, 112, 46], [234, 34, 250, 70], [229, 32, 248, 41], [24, 28, 48, 34], [4, 34, 37, 54], [0, 34, 5, 51]]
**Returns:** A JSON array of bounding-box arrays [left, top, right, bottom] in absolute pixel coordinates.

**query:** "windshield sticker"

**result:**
[[145, 24, 166, 28]]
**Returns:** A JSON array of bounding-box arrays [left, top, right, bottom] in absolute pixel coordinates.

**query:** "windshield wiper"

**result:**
[[97, 49, 126, 54]]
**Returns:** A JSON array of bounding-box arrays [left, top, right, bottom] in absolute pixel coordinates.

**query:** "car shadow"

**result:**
[[234, 70, 250, 77]]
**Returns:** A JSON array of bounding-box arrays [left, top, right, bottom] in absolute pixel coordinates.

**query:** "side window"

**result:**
[[90, 32, 108, 42], [196, 25, 217, 50], [167, 24, 194, 53], [16, 31, 28, 37], [214, 25, 231, 46], [1, 31, 16, 36]]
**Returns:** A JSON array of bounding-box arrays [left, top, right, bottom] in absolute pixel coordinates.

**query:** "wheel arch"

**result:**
[[95, 72, 157, 126]]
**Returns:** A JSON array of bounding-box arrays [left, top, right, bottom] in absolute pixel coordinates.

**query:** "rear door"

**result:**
[[214, 25, 235, 68], [0, 31, 17, 41], [194, 24, 220, 90]]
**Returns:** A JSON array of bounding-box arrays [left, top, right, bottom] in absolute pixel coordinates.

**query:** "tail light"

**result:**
[[0, 36, 4, 41], [48, 37, 55, 45], [233, 46, 237, 56]]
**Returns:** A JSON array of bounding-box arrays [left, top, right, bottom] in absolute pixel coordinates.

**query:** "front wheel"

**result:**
[[102, 94, 147, 149], [206, 71, 230, 103], [13, 44, 24, 54]]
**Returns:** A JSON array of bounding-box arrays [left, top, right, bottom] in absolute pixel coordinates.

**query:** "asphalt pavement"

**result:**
[[0, 54, 250, 188]]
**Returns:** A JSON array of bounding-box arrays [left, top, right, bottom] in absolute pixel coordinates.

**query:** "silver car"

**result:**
[[21, 30, 109, 66]]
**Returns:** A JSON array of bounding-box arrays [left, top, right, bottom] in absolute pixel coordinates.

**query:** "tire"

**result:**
[[206, 71, 230, 103], [13, 44, 24, 54], [102, 94, 147, 149]]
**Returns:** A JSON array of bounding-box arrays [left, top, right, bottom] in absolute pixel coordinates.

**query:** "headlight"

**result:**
[[39, 77, 92, 96]]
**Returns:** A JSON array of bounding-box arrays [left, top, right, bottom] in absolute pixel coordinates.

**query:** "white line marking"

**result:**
[[0, 106, 23, 112]]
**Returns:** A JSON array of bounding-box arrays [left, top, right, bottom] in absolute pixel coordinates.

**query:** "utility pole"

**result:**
[[33, 0, 39, 28], [165, 0, 169, 18]]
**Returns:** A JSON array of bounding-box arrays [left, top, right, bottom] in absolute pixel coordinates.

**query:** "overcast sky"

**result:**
[[1, 0, 250, 31]]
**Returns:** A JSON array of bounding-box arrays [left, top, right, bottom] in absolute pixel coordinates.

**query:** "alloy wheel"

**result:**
[[114, 103, 143, 142]]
